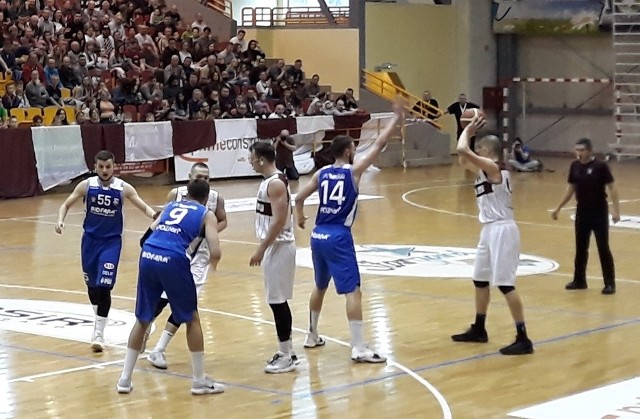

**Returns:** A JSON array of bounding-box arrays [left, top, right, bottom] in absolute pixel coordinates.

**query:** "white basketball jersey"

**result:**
[[475, 169, 514, 224], [255, 172, 295, 243], [175, 185, 219, 257]]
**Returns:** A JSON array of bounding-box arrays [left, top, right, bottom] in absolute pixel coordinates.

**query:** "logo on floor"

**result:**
[[296, 245, 558, 278], [509, 376, 640, 419], [0, 299, 137, 345]]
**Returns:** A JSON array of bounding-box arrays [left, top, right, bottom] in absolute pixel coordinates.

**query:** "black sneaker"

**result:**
[[565, 281, 587, 290], [602, 285, 616, 295], [499, 338, 534, 355], [451, 324, 488, 343]]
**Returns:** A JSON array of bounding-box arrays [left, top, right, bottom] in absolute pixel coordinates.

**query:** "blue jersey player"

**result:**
[[117, 178, 224, 395], [294, 99, 403, 363], [55, 150, 156, 352]]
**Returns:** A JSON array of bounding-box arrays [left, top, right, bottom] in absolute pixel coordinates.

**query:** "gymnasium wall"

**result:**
[[365, 1, 496, 144], [515, 36, 614, 153], [241, 28, 360, 97]]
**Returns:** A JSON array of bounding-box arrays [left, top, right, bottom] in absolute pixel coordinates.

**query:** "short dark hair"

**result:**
[[238, 29, 246, 35], [33, 115, 43, 123], [330, 135, 354, 158], [191, 162, 209, 172], [576, 137, 593, 151], [187, 178, 210, 202], [94, 150, 115, 163], [249, 141, 276, 163]]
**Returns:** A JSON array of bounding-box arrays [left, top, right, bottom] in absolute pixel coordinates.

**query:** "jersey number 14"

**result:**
[[320, 180, 345, 206]]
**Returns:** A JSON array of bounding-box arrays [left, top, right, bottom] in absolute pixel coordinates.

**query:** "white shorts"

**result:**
[[262, 241, 296, 304], [160, 249, 210, 299], [473, 220, 520, 287]]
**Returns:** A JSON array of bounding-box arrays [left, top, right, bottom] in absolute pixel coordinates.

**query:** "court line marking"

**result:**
[[0, 211, 85, 222], [402, 185, 640, 233], [0, 283, 452, 419], [549, 198, 640, 212], [8, 359, 125, 383]]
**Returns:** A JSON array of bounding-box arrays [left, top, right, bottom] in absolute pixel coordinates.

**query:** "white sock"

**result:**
[[95, 316, 107, 334], [278, 339, 292, 356], [309, 311, 320, 337], [153, 330, 174, 352], [191, 351, 205, 382], [119, 348, 140, 382], [349, 320, 365, 349]]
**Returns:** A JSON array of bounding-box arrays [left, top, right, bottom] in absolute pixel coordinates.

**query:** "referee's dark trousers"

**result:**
[[574, 210, 615, 286]]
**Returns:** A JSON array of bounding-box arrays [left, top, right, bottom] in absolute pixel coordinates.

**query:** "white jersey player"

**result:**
[[451, 115, 533, 356], [147, 162, 227, 369]]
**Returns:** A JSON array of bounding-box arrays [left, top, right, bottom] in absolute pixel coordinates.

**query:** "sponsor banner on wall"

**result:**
[[114, 160, 167, 176], [175, 138, 260, 181], [0, 299, 143, 345], [296, 245, 558, 278], [509, 377, 640, 419]]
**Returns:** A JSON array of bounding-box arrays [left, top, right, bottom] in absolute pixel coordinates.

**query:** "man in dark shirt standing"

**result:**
[[551, 138, 620, 295], [445, 93, 479, 139], [274, 129, 299, 181]]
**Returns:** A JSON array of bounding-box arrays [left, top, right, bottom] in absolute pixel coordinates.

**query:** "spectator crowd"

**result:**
[[0, 1, 360, 128]]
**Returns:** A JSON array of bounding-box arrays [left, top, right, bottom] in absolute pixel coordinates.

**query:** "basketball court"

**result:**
[[2, 159, 640, 418]]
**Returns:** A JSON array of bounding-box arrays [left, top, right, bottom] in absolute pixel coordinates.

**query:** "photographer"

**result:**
[[508, 138, 543, 172], [274, 129, 299, 180]]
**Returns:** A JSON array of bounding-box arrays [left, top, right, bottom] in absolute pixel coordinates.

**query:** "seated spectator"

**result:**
[[187, 88, 204, 117], [58, 56, 77, 89], [14, 81, 31, 108], [140, 77, 162, 104], [268, 59, 286, 83], [332, 99, 357, 116], [0, 101, 6, 125], [242, 40, 265, 67], [254, 102, 269, 119], [32, 115, 44, 127], [336, 88, 358, 110], [268, 103, 287, 119], [234, 102, 253, 119], [249, 58, 268, 85], [217, 42, 235, 65], [229, 29, 247, 52], [98, 89, 115, 122], [4, 115, 19, 129], [76, 111, 88, 125], [46, 74, 66, 107], [412, 90, 440, 120], [89, 108, 101, 124], [256, 71, 271, 97], [508, 138, 543, 172], [218, 86, 235, 114], [307, 92, 327, 115], [285, 59, 305, 87], [56, 108, 71, 125], [26, 70, 59, 108], [2, 82, 24, 110], [304, 74, 321, 98]]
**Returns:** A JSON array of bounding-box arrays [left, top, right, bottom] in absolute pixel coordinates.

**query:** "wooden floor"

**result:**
[[2, 158, 640, 419]]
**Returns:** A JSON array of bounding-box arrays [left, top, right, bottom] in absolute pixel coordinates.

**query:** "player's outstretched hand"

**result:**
[[550, 209, 559, 221], [249, 248, 265, 267], [54, 222, 64, 235], [465, 114, 486, 137]]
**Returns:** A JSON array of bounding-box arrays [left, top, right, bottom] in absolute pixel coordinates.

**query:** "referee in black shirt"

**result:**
[[551, 138, 620, 295]]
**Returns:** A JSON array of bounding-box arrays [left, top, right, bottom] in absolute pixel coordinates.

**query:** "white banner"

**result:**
[[124, 121, 173, 162], [31, 125, 88, 191]]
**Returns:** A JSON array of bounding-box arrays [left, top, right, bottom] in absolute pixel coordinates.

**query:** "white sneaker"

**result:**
[[351, 346, 387, 364], [264, 352, 296, 374], [291, 352, 301, 365], [91, 331, 104, 353], [303, 334, 326, 349], [147, 351, 168, 369], [116, 379, 133, 394], [191, 376, 225, 395]]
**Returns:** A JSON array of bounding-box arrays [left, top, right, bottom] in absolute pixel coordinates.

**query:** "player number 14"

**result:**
[[320, 180, 345, 206]]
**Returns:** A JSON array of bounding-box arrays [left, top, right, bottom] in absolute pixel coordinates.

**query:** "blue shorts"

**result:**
[[310, 226, 360, 294], [135, 246, 197, 324], [81, 234, 122, 289]]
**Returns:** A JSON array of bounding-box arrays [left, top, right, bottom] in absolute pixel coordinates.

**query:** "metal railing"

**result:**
[[361, 69, 443, 129], [204, 0, 232, 18], [241, 6, 349, 27]]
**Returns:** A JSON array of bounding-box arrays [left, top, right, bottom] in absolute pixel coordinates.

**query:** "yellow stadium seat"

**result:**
[[24, 107, 43, 121], [10, 108, 26, 122], [63, 106, 76, 124], [60, 87, 71, 99], [43, 106, 58, 125]]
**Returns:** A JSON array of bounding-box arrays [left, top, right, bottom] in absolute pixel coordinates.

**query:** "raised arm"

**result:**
[[352, 99, 404, 178], [455, 116, 501, 182], [203, 211, 221, 270], [250, 179, 289, 266], [550, 184, 576, 220], [294, 170, 321, 229], [123, 183, 156, 219], [55, 180, 88, 234]]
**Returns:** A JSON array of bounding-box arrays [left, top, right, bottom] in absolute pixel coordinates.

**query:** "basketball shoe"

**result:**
[[351, 346, 386, 363], [303, 334, 326, 349], [191, 376, 225, 395], [451, 324, 489, 343], [147, 350, 168, 369], [91, 331, 104, 352], [264, 352, 296, 374]]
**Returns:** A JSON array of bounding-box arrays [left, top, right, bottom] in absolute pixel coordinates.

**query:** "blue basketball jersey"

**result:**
[[315, 164, 358, 228], [83, 177, 124, 239], [145, 200, 208, 255]]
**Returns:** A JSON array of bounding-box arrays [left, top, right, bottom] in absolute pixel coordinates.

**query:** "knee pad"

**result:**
[[473, 280, 490, 289], [498, 285, 515, 295], [153, 298, 169, 319]]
